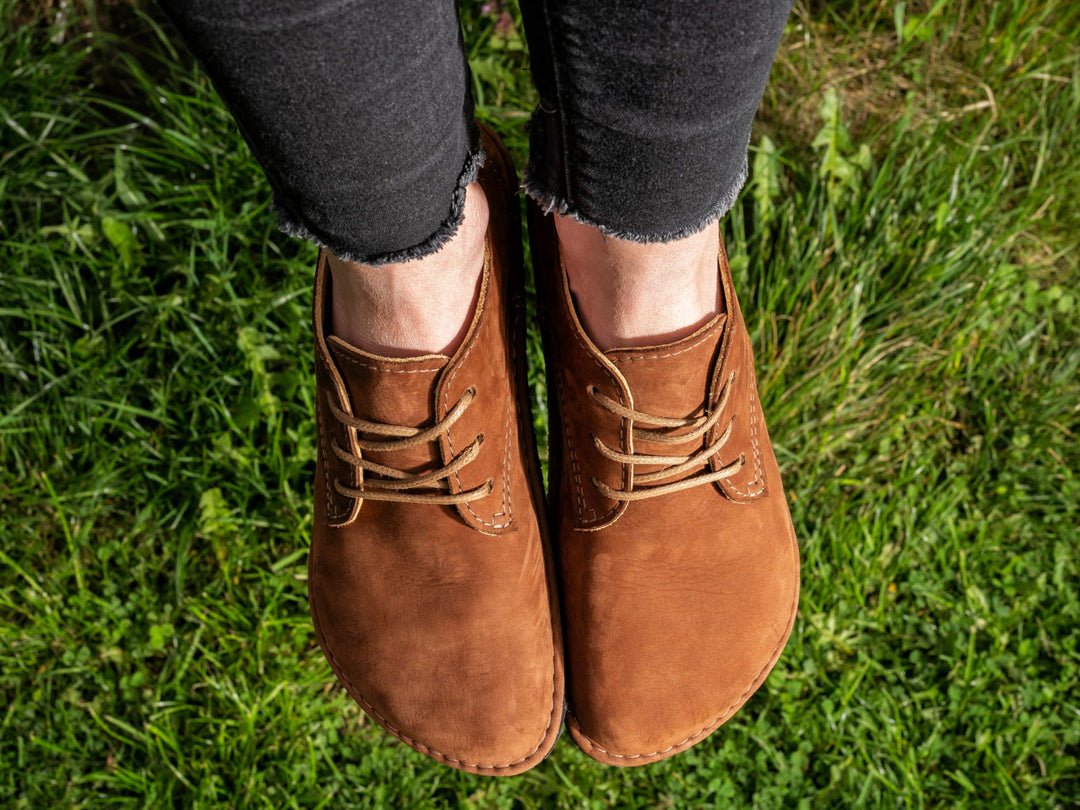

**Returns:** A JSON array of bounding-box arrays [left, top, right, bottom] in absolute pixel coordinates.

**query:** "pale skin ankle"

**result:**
[[555, 214, 721, 352], [327, 181, 489, 358]]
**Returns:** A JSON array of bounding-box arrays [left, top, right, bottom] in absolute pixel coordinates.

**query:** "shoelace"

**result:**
[[328, 387, 493, 505], [588, 371, 744, 501]]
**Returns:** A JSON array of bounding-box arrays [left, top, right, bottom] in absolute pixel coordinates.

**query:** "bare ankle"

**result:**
[[328, 182, 489, 357], [555, 214, 721, 351]]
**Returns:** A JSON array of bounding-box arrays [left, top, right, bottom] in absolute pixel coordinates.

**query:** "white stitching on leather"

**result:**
[[319, 395, 349, 521], [557, 374, 593, 523], [333, 353, 445, 374], [557, 282, 626, 524], [441, 271, 511, 529], [608, 321, 722, 363], [743, 383, 766, 496]]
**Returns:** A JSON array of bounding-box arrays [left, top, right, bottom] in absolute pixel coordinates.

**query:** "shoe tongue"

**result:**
[[327, 335, 450, 474], [603, 314, 727, 420]]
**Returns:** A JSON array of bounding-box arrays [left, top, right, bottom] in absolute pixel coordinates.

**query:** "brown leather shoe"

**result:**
[[307, 126, 564, 776], [529, 203, 800, 767]]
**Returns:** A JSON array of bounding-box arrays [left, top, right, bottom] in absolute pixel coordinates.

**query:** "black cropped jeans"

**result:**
[[159, 0, 793, 265]]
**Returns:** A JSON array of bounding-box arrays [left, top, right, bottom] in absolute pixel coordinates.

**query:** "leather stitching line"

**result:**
[[323, 353, 440, 517], [443, 398, 512, 529], [558, 282, 625, 524], [734, 337, 765, 498], [319, 395, 348, 522], [557, 373, 596, 523], [453, 402, 514, 529], [608, 324, 721, 363], [744, 383, 766, 496], [333, 353, 445, 374], [442, 265, 511, 529]]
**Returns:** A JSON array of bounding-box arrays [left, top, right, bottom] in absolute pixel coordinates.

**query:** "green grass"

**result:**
[[2, 0, 1078, 806]]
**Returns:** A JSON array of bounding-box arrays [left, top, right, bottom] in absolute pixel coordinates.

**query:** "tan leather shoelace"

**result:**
[[328, 387, 493, 505], [588, 371, 744, 501]]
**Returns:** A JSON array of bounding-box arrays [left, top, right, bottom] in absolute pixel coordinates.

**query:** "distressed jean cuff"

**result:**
[[273, 145, 486, 267]]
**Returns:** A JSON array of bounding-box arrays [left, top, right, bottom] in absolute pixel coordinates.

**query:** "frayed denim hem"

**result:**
[[520, 153, 748, 245], [273, 146, 486, 267]]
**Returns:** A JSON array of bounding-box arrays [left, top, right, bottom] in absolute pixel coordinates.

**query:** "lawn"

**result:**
[[1, 0, 1078, 807]]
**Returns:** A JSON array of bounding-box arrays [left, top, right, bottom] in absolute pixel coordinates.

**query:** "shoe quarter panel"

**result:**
[[709, 245, 769, 503], [438, 247, 518, 534], [551, 272, 631, 530]]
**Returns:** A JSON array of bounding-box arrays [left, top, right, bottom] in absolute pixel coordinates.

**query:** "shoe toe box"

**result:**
[[309, 509, 562, 774], [562, 489, 799, 765]]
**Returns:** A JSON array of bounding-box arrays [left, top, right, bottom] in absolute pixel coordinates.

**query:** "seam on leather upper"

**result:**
[[441, 275, 513, 529], [319, 392, 350, 523], [557, 373, 615, 526], [720, 338, 766, 500], [557, 278, 629, 524], [608, 321, 722, 363], [321, 352, 443, 521], [333, 353, 446, 374], [743, 383, 766, 496], [446, 401, 513, 529]]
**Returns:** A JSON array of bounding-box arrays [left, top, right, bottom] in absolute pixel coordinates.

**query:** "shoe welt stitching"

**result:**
[[568, 528, 799, 760], [310, 590, 558, 770]]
